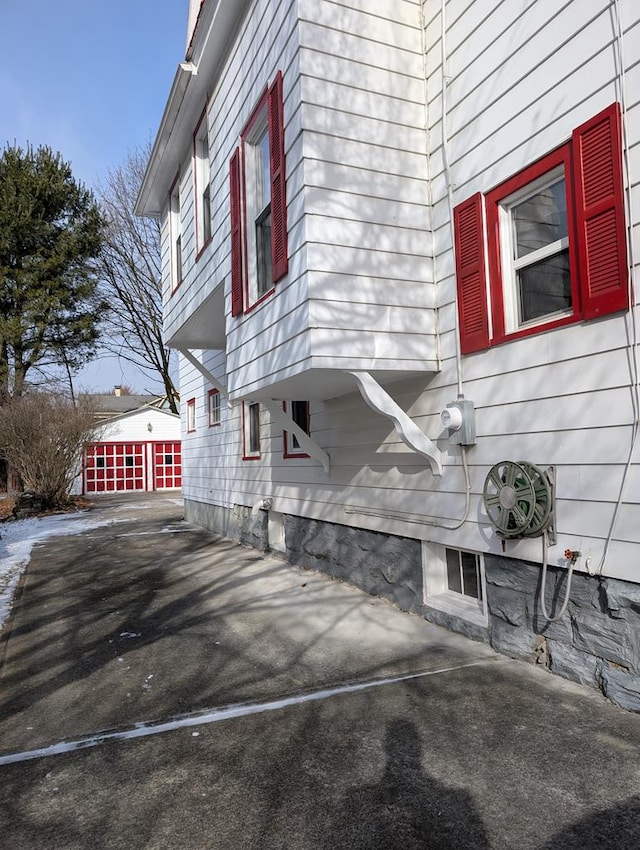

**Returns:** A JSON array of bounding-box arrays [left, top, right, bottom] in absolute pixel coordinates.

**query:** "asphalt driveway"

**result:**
[[1, 493, 639, 849]]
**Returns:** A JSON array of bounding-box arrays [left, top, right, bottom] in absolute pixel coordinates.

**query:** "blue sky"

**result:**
[[0, 0, 187, 394]]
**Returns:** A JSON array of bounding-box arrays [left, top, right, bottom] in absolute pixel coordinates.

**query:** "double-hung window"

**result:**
[[208, 389, 221, 427], [498, 163, 571, 333], [229, 70, 288, 316], [169, 175, 182, 292], [250, 120, 273, 298], [455, 103, 628, 352], [193, 110, 212, 255]]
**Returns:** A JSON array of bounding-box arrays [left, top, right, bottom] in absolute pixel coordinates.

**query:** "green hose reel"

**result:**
[[483, 461, 555, 541]]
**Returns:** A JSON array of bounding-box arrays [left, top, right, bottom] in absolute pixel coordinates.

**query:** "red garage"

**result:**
[[83, 407, 181, 494]]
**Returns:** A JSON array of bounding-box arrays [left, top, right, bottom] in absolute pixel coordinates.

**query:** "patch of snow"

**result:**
[[0, 512, 126, 632]]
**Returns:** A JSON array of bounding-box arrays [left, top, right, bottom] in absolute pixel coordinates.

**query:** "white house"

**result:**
[[137, 0, 640, 710]]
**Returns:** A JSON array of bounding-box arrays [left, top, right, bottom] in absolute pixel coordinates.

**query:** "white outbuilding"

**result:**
[[82, 405, 181, 494]]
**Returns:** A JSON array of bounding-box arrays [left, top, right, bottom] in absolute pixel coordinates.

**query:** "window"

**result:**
[[250, 122, 273, 297], [208, 389, 221, 427], [445, 549, 482, 600], [242, 402, 261, 459], [169, 175, 182, 292], [455, 103, 628, 352], [422, 542, 487, 626], [283, 400, 310, 457], [186, 398, 196, 433], [230, 70, 288, 315], [498, 165, 571, 332], [194, 110, 212, 254]]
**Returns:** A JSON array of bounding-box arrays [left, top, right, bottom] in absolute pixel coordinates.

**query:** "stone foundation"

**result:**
[[485, 555, 640, 712], [184, 499, 268, 550], [284, 514, 422, 614], [185, 498, 640, 712]]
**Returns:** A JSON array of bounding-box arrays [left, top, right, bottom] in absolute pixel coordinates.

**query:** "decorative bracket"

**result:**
[[349, 371, 442, 477], [178, 348, 232, 408]]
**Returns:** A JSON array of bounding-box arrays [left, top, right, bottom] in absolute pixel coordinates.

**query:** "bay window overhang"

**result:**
[[165, 281, 225, 350]]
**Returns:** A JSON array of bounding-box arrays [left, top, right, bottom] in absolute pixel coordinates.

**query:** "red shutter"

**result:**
[[229, 147, 243, 317], [268, 70, 288, 283], [572, 102, 628, 319], [454, 193, 490, 353]]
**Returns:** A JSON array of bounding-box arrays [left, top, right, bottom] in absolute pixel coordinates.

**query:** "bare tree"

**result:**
[[96, 145, 178, 413], [0, 393, 99, 508]]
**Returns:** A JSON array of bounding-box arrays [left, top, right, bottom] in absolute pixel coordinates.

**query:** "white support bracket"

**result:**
[[349, 371, 443, 477], [261, 399, 330, 474], [178, 348, 232, 408]]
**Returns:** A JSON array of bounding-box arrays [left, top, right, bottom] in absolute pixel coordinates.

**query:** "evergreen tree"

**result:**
[[0, 143, 105, 400]]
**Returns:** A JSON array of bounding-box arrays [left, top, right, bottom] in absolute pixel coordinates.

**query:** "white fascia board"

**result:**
[[135, 0, 251, 218], [135, 61, 198, 217], [96, 406, 179, 427]]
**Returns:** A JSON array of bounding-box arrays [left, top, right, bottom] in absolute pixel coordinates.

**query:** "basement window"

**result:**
[[422, 542, 487, 626]]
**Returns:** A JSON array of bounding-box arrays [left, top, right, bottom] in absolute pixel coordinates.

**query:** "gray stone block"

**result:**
[[597, 660, 640, 713], [528, 572, 575, 640], [602, 578, 640, 620], [487, 585, 527, 626], [560, 572, 603, 611], [528, 601, 574, 643], [570, 610, 636, 670], [547, 640, 598, 688], [489, 618, 537, 661], [485, 555, 540, 594]]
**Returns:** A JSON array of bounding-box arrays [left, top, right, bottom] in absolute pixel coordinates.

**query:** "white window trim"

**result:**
[[243, 401, 261, 459], [422, 541, 488, 627], [186, 399, 196, 433], [208, 389, 221, 427], [244, 110, 272, 306], [194, 115, 211, 253], [499, 164, 572, 335]]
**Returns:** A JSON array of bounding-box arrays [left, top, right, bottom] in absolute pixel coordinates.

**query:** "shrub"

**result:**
[[0, 393, 98, 508]]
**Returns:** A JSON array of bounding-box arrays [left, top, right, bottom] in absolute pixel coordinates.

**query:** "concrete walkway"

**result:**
[[1, 493, 639, 849]]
